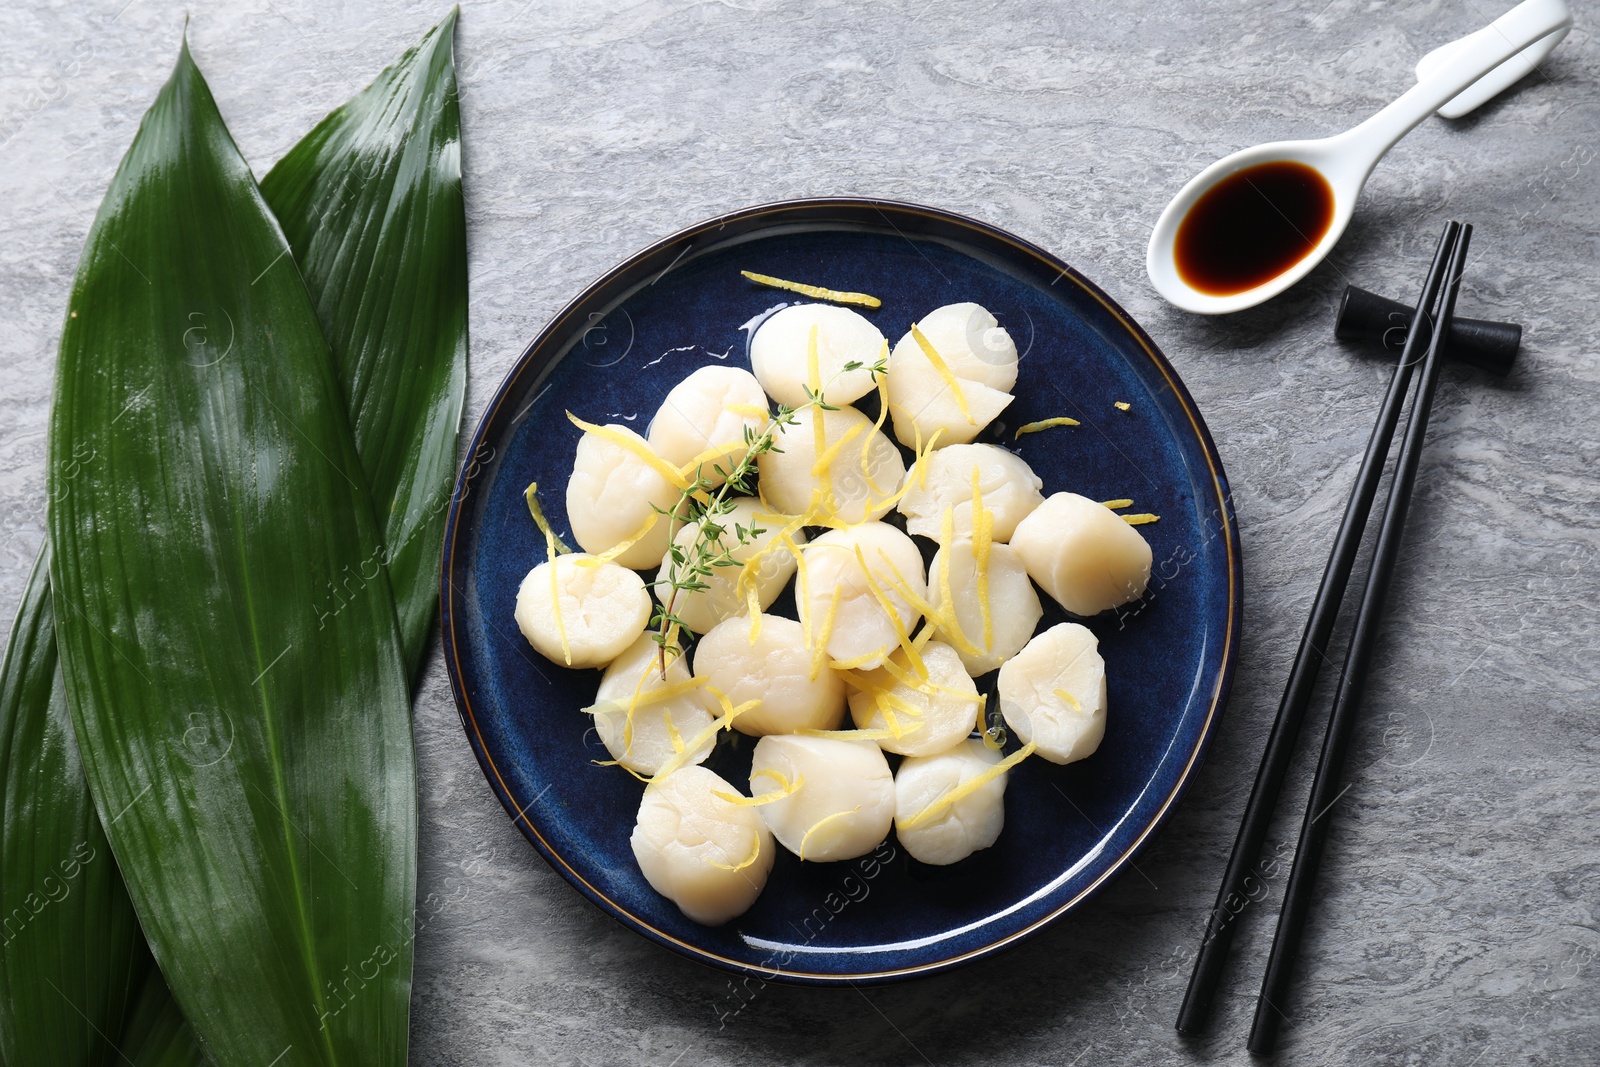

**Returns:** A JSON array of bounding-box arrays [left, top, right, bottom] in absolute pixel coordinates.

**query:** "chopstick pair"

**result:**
[[1176, 221, 1474, 1053]]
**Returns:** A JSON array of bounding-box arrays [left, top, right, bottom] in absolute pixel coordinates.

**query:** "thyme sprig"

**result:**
[[648, 355, 889, 675]]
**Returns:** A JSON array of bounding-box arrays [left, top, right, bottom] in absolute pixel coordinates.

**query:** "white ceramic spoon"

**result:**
[[1147, 0, 1572, 315]]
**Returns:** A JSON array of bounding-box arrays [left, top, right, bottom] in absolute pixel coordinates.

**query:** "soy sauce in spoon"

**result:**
[[1173, 161, 1335, 297]]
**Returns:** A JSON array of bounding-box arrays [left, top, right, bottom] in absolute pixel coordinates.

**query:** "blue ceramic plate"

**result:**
[[442, 199, 1241, 983]]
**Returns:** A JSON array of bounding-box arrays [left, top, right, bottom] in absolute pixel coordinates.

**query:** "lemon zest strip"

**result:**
[[549, 561, 572, 666], [971, 469, 994, 650], [1013, 417, 1080, 438], [1101, 498, 1134, 510], [706, 835, 764, 872], [808, 585, 842, 682], [734, 506, 813, 600], [524, 482, 573, 557], [846, 678, 931, 725], [744, 585, 764, 644], [852, 544, 926, 679], [678, 440, 748, 481], [740, 270, 882, 309], [827, 648, 890, 672], [799, 806, 863, 861], [566, 412, 689, 489], [899, 741, 1037, 832], [859, 343, 894, 496], [1052, 687, 1083, 713], [811, 419, 865, 477], [1123, 513, 1160, 525], [932, 507, 982, 658], [646, 692, 753, 784], [876, 653, 982, 704], [910, 323, 975, 426], [714, 769, 803, 807], [525, 482, 572, 665], [573, 511, 659, 569]]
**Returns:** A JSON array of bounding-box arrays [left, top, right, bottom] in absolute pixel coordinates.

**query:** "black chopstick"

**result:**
[[1175, 221, 1464, 1036], [1248, 223, 1473, 1055]]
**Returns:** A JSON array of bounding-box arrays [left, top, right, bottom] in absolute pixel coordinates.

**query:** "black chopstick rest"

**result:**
[[1336, 285, 1520, 377]]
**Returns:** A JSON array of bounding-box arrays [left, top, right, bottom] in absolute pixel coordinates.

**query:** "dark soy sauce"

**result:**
[[1174, 161, 1335, 296]]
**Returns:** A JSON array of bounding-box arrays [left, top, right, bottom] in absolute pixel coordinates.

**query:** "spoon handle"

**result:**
[[1343, 0, 1571, 164]]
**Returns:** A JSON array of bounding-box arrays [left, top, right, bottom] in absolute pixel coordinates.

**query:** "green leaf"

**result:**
[[261, 8, 467, 683], [2, 14, 466, 1062], [120, 967, 205, 1067], [0, 547, 150, 1066], [47, 37, 414, 1067]]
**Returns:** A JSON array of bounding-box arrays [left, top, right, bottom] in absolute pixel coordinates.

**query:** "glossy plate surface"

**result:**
[[442, 198, 1241, 983]]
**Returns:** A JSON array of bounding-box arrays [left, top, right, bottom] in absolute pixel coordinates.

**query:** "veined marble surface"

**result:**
[[2, 1, 1596, 1063]]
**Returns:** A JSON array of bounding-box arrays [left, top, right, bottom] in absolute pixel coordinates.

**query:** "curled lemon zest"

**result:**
[[704, 684, 759, 732], [740, 269, 882, 309], [624, 676, 707, 710], [870, 553, 943, 635], [806, 426, 940, 534], [910, 323, 974, 426], [646, 691, 752, 784], [715, 769, 803, 807], [706, 834, 763, 872], [827, 647, 890, 672], [785, 528, 813, 629], [1123, 513, 1160, 526], [842, 674, 931, 735], [853, 544, 925, 679], [808, 585, 842, 682], [807, 323, 826, 435], [860, 343, 893, 495], [591, 669, 705, 756], [933, 508, 982, 658], [744, 585, 764, 644], [877, 653, 982, 704], [573, 511, 659, 569], [566, 412, 689, 490], [971, 469, 994, 650], [550, 561, 571, 666], [912, 423, 934, 490], [525, 482, 572, 665], [678, 440, 748, 481], [735, 505, 814, 598], [899, 741, 1036, 832], [1052, 687, 1083, 713], [799, 805, 863, 861], [1013, 417, 1080, 438], [524, 483, 572, 557], [811, 419, 865, 477], [594, 757, 654, 784], [867, 687, 922, 739]]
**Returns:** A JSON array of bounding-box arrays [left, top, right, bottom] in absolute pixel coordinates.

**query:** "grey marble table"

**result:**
[[3, 1, 1597, 1064]]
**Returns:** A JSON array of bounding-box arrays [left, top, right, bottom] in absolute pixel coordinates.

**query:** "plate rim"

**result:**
[[440, 195, 1243, 984]]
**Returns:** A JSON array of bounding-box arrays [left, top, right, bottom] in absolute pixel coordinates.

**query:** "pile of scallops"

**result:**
[[514, 291, 1155, 926]]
